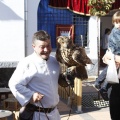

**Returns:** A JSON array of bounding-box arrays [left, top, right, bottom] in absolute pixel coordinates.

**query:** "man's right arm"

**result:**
[[8, 61, 36, 106]]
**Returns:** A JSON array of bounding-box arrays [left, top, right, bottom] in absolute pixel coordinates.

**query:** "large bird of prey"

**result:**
[[56, 36, 93, 80]]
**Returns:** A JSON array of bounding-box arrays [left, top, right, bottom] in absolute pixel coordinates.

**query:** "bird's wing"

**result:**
[[75, 66, 88, 80], [72, 49, 86, 66], [72, 47, 92, 66]]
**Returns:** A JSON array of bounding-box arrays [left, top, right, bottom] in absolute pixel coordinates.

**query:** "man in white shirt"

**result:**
[[9, 30, 61, 120]]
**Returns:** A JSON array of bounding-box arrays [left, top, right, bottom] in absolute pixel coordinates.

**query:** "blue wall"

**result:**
[[38, 0, 89, 48]]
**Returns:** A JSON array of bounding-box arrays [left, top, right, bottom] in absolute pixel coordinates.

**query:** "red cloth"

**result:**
[[49, 0, 120, 16], [67, 0, 90, 15], [112, 0, 120, 10], [49, 0, 90, 15], [49, 0, 68, 8]]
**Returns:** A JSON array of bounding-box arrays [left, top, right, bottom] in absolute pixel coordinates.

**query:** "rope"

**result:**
[[63, 85, 75, 120], [38, 101, 49, 120], [67, 86, 74, 120]]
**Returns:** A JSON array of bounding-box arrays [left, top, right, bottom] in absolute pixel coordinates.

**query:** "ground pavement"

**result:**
[[58, 98, 111, 120], [58, 77, 111, 120]]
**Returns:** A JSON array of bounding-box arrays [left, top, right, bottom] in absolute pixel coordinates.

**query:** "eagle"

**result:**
[[56, 36, 93, 82]]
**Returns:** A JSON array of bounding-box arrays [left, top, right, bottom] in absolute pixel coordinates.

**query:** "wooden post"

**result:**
[[75, 77, 82, 112]]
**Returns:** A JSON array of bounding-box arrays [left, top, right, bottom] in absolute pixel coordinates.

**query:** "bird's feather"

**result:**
[[56, 36, 93, 80]]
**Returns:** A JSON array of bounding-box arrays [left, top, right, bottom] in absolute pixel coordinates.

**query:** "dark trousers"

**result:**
[[109, 83, 120, 120], [96, 66, 111, 90]]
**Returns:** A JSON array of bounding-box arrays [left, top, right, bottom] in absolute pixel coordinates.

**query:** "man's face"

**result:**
[[32, 39, 52, 60]]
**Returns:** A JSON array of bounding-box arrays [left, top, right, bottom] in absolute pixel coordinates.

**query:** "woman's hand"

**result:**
[[102, 50, 112, 64]]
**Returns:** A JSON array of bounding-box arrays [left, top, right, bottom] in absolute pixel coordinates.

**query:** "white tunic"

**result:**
[[9, 52, 61, 120]]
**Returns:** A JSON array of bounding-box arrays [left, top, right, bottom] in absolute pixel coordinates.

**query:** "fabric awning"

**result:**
[[49, 0, 120, 16]]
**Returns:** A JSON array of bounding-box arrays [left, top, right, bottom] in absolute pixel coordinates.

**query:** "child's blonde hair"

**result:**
[[112, 11, 120, 24]]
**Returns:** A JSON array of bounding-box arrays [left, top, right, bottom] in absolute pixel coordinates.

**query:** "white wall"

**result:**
[[0, 0, 25, 61], [86, 16, 100, 76], [0, 0, 41, 62], [88, 16, 99, 60], [25, 0, 40, 56]]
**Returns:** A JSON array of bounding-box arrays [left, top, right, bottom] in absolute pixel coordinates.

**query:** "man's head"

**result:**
[[32, 30, 52, 60]]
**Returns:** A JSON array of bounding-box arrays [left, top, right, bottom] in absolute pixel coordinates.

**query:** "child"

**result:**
[[95, 11, 120, 101]]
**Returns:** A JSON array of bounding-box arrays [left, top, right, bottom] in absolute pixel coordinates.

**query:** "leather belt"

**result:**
[[26, 103, 55, 113], [35, 106, 55, 113]]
